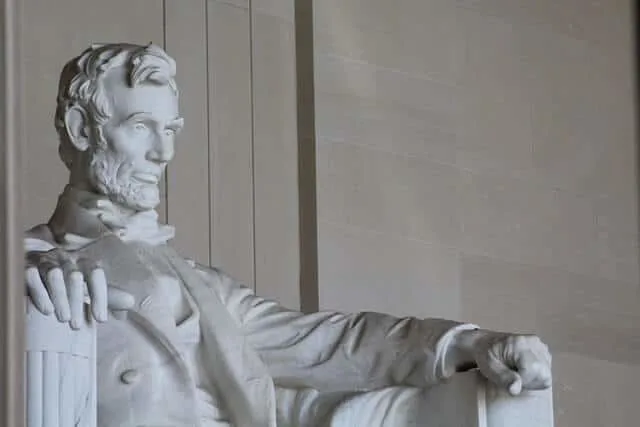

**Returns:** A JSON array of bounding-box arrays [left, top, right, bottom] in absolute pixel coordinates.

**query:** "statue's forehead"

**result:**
[[101, 67, 179, 120]]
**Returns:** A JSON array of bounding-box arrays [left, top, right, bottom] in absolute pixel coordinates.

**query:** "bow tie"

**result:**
[[49, 185, 176, 248]]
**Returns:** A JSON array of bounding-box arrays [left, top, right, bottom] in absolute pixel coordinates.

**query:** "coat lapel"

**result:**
[[42, 188, 276, 426], [162, 246, 277, 427], [74, 235, 181, 351]]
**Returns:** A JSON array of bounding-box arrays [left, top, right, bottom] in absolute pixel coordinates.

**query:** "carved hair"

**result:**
[[54, 43, 178, 169]]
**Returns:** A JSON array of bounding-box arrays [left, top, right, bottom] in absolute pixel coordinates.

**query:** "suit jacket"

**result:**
[[25, 189, 470, 427]]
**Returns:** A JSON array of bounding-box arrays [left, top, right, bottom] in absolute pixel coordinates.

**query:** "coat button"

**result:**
[[120, 369, 141, 385]]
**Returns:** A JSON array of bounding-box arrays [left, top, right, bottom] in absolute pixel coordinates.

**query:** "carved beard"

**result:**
[[88, 146, 160, 212]]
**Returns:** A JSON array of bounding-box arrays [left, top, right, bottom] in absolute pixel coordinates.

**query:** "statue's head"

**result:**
[[55, 43, 183, 211]]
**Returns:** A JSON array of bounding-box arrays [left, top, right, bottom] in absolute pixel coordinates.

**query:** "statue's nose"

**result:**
[[147, 135, 174, 163]]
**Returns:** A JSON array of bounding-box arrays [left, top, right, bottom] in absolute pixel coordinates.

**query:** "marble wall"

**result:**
[[313, 1, 639, 425]]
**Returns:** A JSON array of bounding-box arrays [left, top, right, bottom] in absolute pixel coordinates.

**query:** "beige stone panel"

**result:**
[[314, 53, 460, 166], [455, 0, 632, 52], [459, 255, 539, 333], [539, 306, 640, 365], [212, 0, 249, 9], [251, 11, 300, 307], [455, 89, 535, 175], [315, 54, 459, 125], [454, 10, 535, 176], [593, 193, 639, 236], [457, 9, 531, 92], [207, 1, 255, 286], [315, 91, 457, 166], [461, 254, 640, 365], [164, 0, 210, 265], [317, 139, 461, 248], [517, 21, 635, 203], [530, 94, 636, 204], [591, 227, 639, 286], [313, 0, 464, 84], [458, 169, 639, 284], [318, 220, 460, 319], [253, 0, 294, 21], [21, 0, 164, 227], [457, 6, 636, 206], [553, 352, 640, 427]]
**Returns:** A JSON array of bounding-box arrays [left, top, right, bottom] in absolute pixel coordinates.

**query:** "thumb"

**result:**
[[477, 352, 523, 396], [487, 363, 523, 395], [506, 371, 523, 395]]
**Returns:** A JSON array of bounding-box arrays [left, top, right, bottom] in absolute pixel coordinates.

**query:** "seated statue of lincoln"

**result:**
[[24, 43, 552, 427]]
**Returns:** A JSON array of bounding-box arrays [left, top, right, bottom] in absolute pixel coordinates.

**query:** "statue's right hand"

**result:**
[[25, 247, 135, 329]]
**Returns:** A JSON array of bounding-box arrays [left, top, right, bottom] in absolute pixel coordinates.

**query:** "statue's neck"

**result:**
[[50, 184, 174, 246]]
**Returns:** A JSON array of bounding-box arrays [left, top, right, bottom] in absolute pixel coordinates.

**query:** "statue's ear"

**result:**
[[64, 106, 91, 152]]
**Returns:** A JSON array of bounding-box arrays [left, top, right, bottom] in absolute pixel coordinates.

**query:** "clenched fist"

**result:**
[[450, 329, 552, 395]]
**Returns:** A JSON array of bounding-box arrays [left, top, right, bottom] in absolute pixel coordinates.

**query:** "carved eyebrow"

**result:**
[[166, 117, 185, 129], [121, 113, 183, 129], [123, 112, 151, 122]]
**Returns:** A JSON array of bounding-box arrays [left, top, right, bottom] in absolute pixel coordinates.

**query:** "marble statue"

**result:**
[[23, 43, 552, 427]]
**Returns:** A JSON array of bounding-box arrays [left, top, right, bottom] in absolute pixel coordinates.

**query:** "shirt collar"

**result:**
[[48, 185, 175, 247]]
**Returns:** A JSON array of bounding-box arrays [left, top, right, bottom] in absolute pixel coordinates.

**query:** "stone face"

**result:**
[[23, 42, 552, 427]]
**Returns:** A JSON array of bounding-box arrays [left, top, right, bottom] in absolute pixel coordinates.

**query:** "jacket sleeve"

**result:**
[[24, 224, 58, 251], [197, 264, 478, 392]]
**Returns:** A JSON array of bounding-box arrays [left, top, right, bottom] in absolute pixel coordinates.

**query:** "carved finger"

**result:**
[[25, 267, 54, 315], [45, 268, 71, 322], [26, 249, 61, 274], [517, 351, 552, 390], [479, 346, 523, 396], [67, 271, 86, 330], [61, 257, 85, 329], [86, 268, 108, 322]]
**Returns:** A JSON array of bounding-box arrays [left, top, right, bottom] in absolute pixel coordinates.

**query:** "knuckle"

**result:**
[[68, 270, 84, 282], [45, 267, 64, 281], [77, 256, 95, 271], [25, 267, 41, 283], [505, 334, 523, 348]]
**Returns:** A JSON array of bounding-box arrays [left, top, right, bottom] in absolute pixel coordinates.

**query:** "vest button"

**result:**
[[120, 369, 141, 385]]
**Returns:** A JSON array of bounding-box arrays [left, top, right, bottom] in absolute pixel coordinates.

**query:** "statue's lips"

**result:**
[[132, 173, 160, 184]]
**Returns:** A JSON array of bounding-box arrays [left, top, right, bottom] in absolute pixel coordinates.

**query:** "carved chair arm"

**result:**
[[26, 300, 97, 427], [422, 370, 554, 427]]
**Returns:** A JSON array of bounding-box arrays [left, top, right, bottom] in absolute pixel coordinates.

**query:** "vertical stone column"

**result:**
[[1, 0, 25, 425]]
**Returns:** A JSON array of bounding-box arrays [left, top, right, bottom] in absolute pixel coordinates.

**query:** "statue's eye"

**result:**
[[164, 128, 176, 136], [133, 122, 149, 132]]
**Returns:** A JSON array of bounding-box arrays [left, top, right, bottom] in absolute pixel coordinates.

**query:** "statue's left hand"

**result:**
[[471, 332, 552, 395], [452, 330, 552, 396]]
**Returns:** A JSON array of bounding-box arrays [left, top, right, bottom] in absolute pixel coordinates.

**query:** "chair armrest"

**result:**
[[422, 370, 554, 427], [26, 300, 97, 427]]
